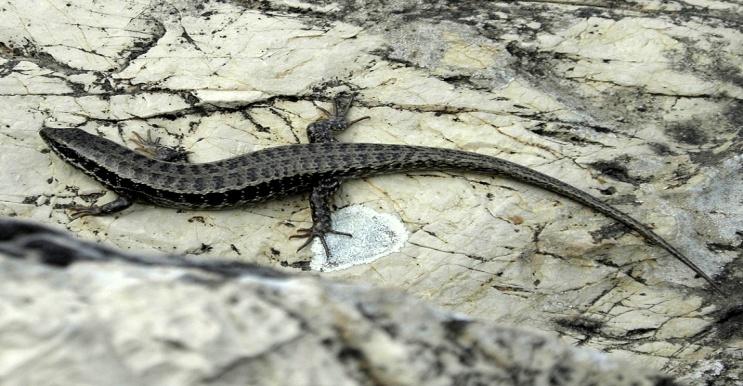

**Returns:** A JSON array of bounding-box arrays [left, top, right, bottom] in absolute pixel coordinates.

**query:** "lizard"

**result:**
[[37, 94, 723, 294]]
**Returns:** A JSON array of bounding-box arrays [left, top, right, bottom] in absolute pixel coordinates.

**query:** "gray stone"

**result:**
[[0, 0, 741, 383]]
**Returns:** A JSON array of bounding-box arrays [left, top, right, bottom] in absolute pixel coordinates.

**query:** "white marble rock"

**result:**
[[0, 0, 740, 383]]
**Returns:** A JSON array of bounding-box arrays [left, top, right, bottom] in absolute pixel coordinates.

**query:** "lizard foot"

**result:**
[[131, 131, 191, 162], [290, 226, 352, 257], [66, 196, 133, 219], [331, 93, 370, 125], [67, 205, 102, 219]]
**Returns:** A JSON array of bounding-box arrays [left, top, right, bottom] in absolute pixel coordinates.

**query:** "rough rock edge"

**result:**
[[0, 218, 676, 386]]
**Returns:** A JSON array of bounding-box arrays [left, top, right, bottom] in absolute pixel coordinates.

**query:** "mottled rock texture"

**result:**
[[0, 0, 741, 384], [0, 219, 677, 386]]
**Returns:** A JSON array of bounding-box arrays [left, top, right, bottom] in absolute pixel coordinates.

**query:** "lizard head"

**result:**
[[39, 127, 120, 174], [39, 127, 93, 157]]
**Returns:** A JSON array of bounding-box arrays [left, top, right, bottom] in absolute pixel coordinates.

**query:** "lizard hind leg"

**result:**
[[314, 91, 354, 119], [328, 93, 370, 135], [290, 178, 352, 257], [334, 92, 360, 118], [290, 226, 352, 257], [339, 93, 370, 129]]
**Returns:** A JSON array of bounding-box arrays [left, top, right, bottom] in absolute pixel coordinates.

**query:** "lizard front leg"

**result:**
[[291, 93, 369, 257], [131, 130, 191, 163], [68, 196, 133, 219]]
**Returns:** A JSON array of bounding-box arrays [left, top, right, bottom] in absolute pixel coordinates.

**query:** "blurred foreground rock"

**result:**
[[0, 219, 676, 386]]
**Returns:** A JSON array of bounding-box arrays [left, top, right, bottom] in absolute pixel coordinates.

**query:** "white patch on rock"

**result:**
[[309, 205, 407, 272]]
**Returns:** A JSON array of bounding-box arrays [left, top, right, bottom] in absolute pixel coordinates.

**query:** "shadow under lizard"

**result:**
[[38, 95, 723, 294]]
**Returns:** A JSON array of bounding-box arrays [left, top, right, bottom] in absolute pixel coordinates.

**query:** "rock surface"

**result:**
[[0, 0, 741, 383], [0, 219, 677, 386]]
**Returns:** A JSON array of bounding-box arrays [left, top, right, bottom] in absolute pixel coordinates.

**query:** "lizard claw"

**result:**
[[68, 205, 101, 219], [131, 130, 191, 162], [130, 131, 160, 157], [290, 225, 352, 257], [347, 115, 370, 128], [316, 105, 332, 118]]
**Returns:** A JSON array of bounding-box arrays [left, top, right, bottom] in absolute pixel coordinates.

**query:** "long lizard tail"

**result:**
[[358, 144, 724, 294]]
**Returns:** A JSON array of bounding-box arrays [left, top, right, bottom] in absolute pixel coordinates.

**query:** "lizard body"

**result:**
[[38, 97, 721, 293]]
